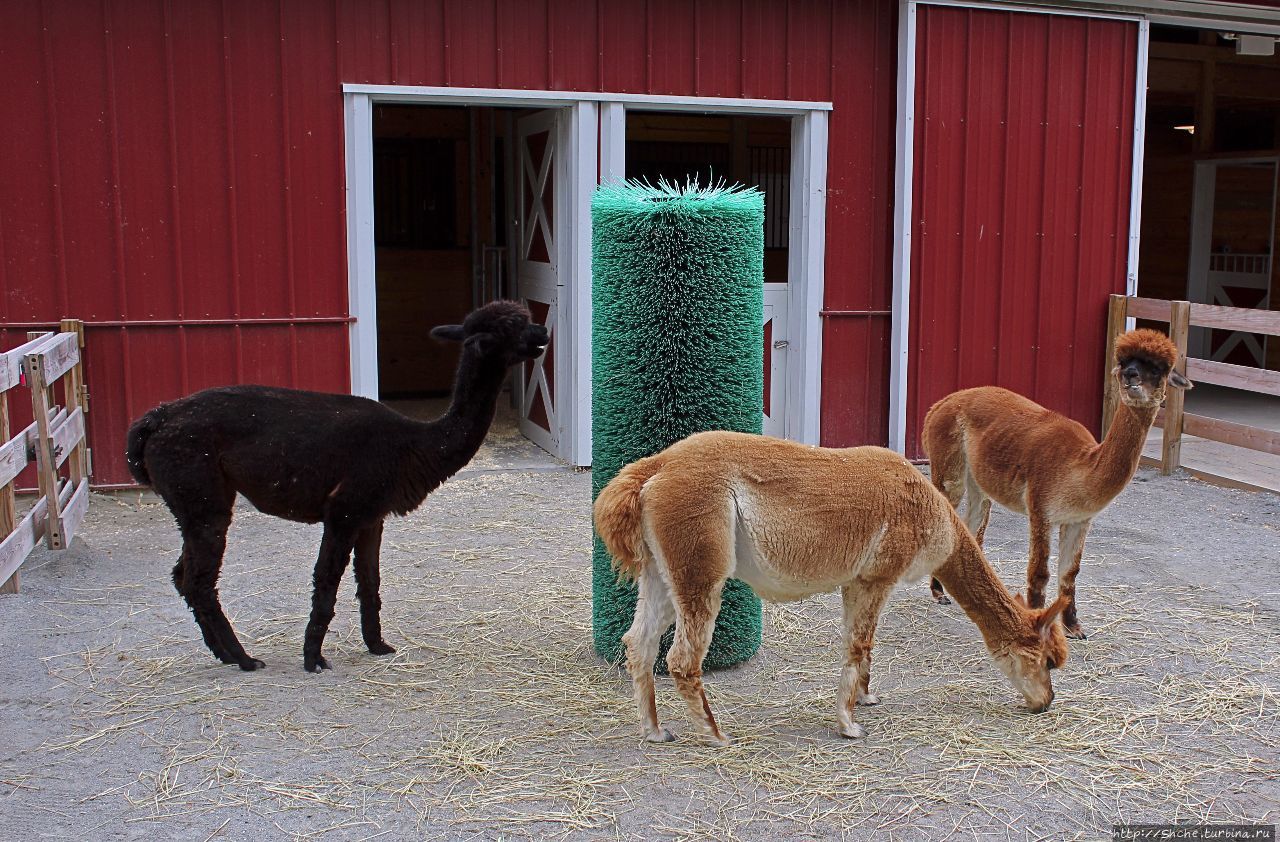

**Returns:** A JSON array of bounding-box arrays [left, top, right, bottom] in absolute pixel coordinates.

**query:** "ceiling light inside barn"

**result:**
[[1174, 125, 1196, 135]]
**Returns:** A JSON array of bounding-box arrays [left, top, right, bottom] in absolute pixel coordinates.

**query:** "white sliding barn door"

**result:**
[[514, 109, 560, 455]]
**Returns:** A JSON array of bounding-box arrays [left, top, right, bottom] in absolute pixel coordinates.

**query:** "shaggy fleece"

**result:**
[[591, 179, 764, 671]]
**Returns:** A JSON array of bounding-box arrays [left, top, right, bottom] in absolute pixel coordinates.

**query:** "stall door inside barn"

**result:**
[[906, 6, 1139, 456]]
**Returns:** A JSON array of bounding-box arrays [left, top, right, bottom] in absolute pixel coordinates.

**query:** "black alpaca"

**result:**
[[125, 301, 548, 672]]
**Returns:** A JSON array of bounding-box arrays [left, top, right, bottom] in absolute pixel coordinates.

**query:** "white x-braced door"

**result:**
[[514, 110, 560, 455]]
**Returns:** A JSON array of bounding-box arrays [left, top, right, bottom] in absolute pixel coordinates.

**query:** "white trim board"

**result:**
[[911, 0, 1280, 32], [888, 0, 919, 454], [343, 84, 834, 114], [343, 93, 378, 401], [1127, 20, 1151, 299]]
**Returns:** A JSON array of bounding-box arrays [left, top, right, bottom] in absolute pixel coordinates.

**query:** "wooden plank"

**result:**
[[1185, 358, 1280, 397], [1124, 296, 1280, 336], [0, 421, 36, 490], [1162, 301, 1191, 475], [57, 478, 89, 548], [47, 408, 84, 472], [0, 332, 56, 392], [1124, 296, 1173, 322], [1101, 294, 1129, 435], [1187, 301, 1280, 337], [0, 496, 48, 590], [26, 333, 79, 385], [0, 396, 17, 594], [1183, 412, 1280, 456], [25, 353, 63, 550]]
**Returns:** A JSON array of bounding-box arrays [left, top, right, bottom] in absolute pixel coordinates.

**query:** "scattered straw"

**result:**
[[6, 433, 1277, 840]]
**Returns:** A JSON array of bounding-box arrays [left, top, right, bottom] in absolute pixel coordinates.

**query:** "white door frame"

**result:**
[[599, 100, 830, 446], [345, 85, 829, 464], [887, 0, 1148, 452]]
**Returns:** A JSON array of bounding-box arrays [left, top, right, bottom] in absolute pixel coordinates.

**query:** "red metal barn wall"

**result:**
[[907, 6, 1138, 457], [0, 0, 899, 485]]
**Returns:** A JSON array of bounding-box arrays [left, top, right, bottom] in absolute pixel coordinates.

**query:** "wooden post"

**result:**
[[1161, 300, 1191, 475], [59, 319, 87, 484], [1101, 294, 1129, 436], [0, 395, 18, 594], [25, 348, 64, 550]]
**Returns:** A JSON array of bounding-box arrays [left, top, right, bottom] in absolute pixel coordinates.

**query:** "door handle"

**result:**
[[772, 340, 790, 349]]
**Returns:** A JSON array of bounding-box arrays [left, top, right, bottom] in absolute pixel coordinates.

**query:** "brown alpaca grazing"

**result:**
[[924, 329, 1192, 639], [594, 431, 1069, 746], [125, 301, 547, 673]]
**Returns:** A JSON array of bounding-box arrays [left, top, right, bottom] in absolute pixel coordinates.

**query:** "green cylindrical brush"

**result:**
[[591, 180, 764, 670]]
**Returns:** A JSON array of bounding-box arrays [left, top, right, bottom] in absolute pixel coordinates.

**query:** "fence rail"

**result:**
[[1103, 295, 1280, 476], [0, 320, 90, 593]]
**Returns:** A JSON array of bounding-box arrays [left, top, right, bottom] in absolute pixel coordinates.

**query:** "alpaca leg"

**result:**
[[837, 582, 891, 739], [929, 575, 951, 606], [352, 520, 394, 656], [1026, 515, 1052, 609], [1056, 521, 1091, 640], [621, 570, 677, 743], [963, 474, 992, 545], [172, 551, 233, 664], [175, 512, 264, 671], [303, 525, 359, 672], [666, 587, 728, 747]]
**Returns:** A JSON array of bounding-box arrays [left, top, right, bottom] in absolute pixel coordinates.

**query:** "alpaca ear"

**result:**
[[1168, 370, 1193, 390], [430, 324, 466, 342], [1033, 594, 1070, 637]]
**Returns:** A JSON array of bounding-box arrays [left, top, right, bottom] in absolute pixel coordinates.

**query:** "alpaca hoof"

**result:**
[[705, 732, 732, 748], [304, 655, 332, 673], [932, 593, 952, 606], [238, 658, 266, 671], [1065, 624, 1087, 640], [645, 727, 676, 744], [857, 693, 880, 706], [367, 640, 396, 656], [839, 722, 868, 739]]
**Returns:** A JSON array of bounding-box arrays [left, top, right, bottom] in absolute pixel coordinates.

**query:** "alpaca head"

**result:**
[[993, 594, 1070, 713], [1112, 328, 1192, 410], [430, 300, 549, 365]]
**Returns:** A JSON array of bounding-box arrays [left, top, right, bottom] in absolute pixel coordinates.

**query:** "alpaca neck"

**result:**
[[397, 348, 509, 511], [1089, 401, 1157, 499], [932, 531, 1028, 655], [428, 347, 509, 474]]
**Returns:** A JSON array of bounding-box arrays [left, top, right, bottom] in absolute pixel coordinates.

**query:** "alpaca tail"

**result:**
[[125, 406, 166, 486], [921, 397, 962, 499], [593, 455, 664, 581]]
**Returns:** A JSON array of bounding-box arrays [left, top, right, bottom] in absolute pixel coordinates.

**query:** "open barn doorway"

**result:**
[[370, 103, 563, 459], [1136, 23, 1280, 477], [624, 111, 794, 438]]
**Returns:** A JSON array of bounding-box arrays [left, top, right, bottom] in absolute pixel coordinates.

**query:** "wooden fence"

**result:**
[[0, 320, 90, 593], [1103, 295, 1280, 476]]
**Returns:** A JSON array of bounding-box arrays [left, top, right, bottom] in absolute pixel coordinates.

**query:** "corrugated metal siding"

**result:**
[[1, 0, 897, 484], [907, 6, 1137, 457]]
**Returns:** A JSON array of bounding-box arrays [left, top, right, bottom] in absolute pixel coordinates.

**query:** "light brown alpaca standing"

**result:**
[[924, 329, 1192, 639], [594, 431, 1069, 746]]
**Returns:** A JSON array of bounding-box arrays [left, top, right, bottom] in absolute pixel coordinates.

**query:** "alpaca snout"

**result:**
[[1028, 691, 1054, 714]]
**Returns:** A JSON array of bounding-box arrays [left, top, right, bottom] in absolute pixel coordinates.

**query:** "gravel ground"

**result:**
[[0, 404, 1276, 841]]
